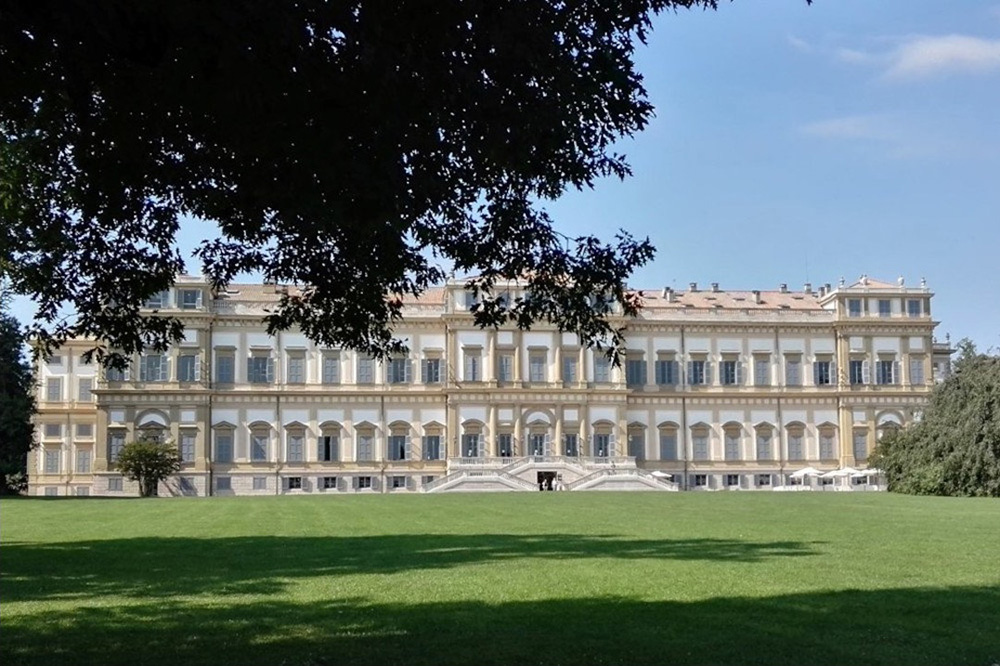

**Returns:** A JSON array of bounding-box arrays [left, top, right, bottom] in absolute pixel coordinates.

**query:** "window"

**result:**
[[323, 476, 338, 489], [357, 432, 375, 461], [907, 299, 922, 318], [756, 430, 773, 461], [625, 357, 646, 387], [853, 430, 868, 461], [108, 476, 123, 491], [422, 358, 442, 384], [819, 429, 836, 459], [422, 475, 437, 486], [388, 434, 408, 461], [691, 428, 709, 461], [144, 290, 169, 309], [286, 352, 305, 384], [78, 377, 93, 402], [76, 487, 90, 496], [787, 428, 804, 460], [45, 486, 58, 496], [688, 359, 709, 386], [251, 431, 269, 461], [785, 357, 801, 386], [562, 355, 578, 383], [108, 431, 125, 462], [287, 477, 302, 490], [287, 433, 304, 462], [462, 433, 483, 457], [463, 350, 481, 382], [357, 356, 376, 384], [909, 358, 925, 385], [180, 432, 196, 463], [253, 477, 268, 491], [756, 474, 771, 487], [215, 431, 234, 463], [655, 359, 678, 386], [46, 377, 62, 402], [720, 359, 741, 386], [593, 433, 611, 457], [106, 365, 127, 382], [593, 354, 611, 383], [319, 434, 339, 462], [391, 475, 406, 489], [725, 474, 740, 487], [850, 359, 867, 385], [76, 423, 93, 438], [529, 352, 547, 383], [848, 299, 862, 317], [563, 433, 578, 457], [423, 435, 442, 460], [754, 357, 770, 386], [813, 360, 833, 386], [528, 432, 549, 456], [724, 430, 740, 461], [495, 433, 514, 457], [356, 476, 373, 489], [179, 289, 201, 309], [139, 354, 167, 382], [627, 431, 645, 460], [387, 357, 411, 384], [497, 353, 514, 382], [215, 350, 235, 383], [248, 354, 273, 384], [49, 355, 64, 366], [44, 449, 60, 473], [876, 360, 896, 385], [216, 476, 232, 491], [878, 299, 892, 317], [659, 431, 678, 461], [693, 474, 707, 487], [178, 354, 198, 382], [44, 423, 62, 439], [322, 353, 341, 384]]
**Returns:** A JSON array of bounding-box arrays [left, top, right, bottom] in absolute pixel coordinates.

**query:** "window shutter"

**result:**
[[372, 476, 380, 491], [736, 362, 744, 385], [544, 433, 552, 456], [812, 362, 820, 386], [404, 438, 412, 461], [352, 476, 358, 490], [420, 359, 428, 383], [609, 434, 617, 456], [893, 361, 900, 385], [266, 357, 275, 383], [405, 360, 413, 383], [705, 362, 713, 385], [862, 360, 871, 384], [406, 476, 415, 490], [687, 361, 694, 385], [193, 356, 202, 381], [162, 357, 171, 382], [123, 364, 131, 381]]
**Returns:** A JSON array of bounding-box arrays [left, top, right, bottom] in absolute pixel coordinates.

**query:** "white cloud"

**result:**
[[787, 35, 812, 52], [885, 34, 1000, 79], [799, 115, 894, 141]]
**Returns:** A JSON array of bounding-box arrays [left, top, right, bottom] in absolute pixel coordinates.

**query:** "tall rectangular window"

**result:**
[[108, 431, 126, 462], [422, 435, 441, 460], [44, 449, 60, 474], [720, 360, 741, 386], [248, 355, 273, 384], [180, 432, 196, 462], [756, 433, 772, 460], [850, 359, 866, 385], [593, 354, 611, 383], [215, 432, 233, 463], [876, 360, 896, 385], [387, 435, 408, 460], [659, 433, 678, 461], [907, 299, 922, 318], [687, 360, 707, 386], [287, 434, 304, 462], [754, 357, 770, 386], [144, 290, 169, 309], [563, 434, 578, 457], [724, 432, 740, 460], [319, 435, 339, 461], [387, 358, 410, 384], [251, 433, 268, 461], [655, 359, 678, 386], [322, 353, 341, 384], [692, 433, 709, 461], [853, 430, 868, 460], [357, 434, 374, 461], [909, 358, 925, 385], [76, 449, 92, 474], [878, 299, 892, 317], [628, 433, 645, 460], [819, 432, 836, 459], [422, 358, 442, 384], [497, 353, 513, 382], [78, 377, 93, 402], [785, 357, 801, 386], [787, 432, 804, 460], [562, 355, 578, 383], [848, 299, 862, 317], [286, 353, 305, 384], [813, 360, 833, 386], [593, 434, 611, 457], [46, 378, 62, 402], [529, 353, 546, 383], [178, 354, 198, 382], [139, 354, 167, 382], [179, 289, 201, 309], [625, 357, 646, 387], [215, 350, 235, 384], [463, 350, 481, 382]]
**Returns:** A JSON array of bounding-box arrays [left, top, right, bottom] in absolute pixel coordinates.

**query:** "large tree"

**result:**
[[115, 438, 182, 497], [0, 291, 36, 494], [0, 1, 737, 366], [871, 341, 1000, 497]]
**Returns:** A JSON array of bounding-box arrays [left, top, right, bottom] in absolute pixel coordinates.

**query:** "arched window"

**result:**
[[591, 421, 614, 458], [853, 428, 869, 461], [723, 423, 742, 461], [461, 421, 484, 458], [213, 424, 235, 464], [755, 424, 774, 461], [355, 423, 376, 461], [526, 420, 550, 456], [387, 422, 411, 461], [285, 423, 306, 463], [627, 424, 646, 461], [658, 422, 679, 461], [249, 422, 271, 462], [318, 422, 341, 462], [786, 422, 805, 461], [818, 423, 837, 460], [690, 423, 710, 461], [422, 422, 444, 461]]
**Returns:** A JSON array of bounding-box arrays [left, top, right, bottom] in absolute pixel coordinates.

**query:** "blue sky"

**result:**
[[10, 0, 1000, 350]]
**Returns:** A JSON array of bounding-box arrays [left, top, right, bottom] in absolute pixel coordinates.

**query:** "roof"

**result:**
[[637, 289, 824, 311]]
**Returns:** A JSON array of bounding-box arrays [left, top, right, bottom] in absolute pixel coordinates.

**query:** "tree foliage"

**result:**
[[0, 0, 734, 366], [115, 439, 182, 497], [0, 291, 35, 494], [871, 340, 1000, 497]]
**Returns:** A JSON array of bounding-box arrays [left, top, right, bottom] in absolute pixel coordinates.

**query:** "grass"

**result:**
[[1, 493, 998, 666]]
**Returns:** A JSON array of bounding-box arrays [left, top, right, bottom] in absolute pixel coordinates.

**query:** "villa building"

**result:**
[[28, 275, 952, 495]]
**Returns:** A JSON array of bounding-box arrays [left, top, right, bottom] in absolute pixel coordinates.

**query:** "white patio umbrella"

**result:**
[[650, 470, 673, 479], [822, 466, 861, 478], [790, 466, 822, 478]]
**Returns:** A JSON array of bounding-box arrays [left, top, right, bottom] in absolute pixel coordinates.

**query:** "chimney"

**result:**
[[804, 282, 812, 294], [818, 285, 826, 297], [711, 282, 720, 293], [661, 287, 668, 299], [779, 283, 788, 293], [689, 282, 698, 292], [824, 283, 832, 293], [664, 287, 674, 303], [751, 290, 761, 304]]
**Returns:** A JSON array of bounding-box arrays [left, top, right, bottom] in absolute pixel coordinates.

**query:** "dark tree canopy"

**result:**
[[871, 341, 1000, 497], [0, 291, 36, 494], [115, 438, 182, 497], [0, 0, 733, 365]]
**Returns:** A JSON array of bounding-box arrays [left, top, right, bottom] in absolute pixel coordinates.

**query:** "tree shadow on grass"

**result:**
[[1, 533, 821, 601], [3, 585, 998, 666]]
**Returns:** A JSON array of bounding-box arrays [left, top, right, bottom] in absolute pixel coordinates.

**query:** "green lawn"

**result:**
[[2, 493, 998, 666]]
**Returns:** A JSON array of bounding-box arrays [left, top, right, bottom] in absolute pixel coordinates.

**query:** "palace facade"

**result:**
[[28, 275, 952, 496]]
